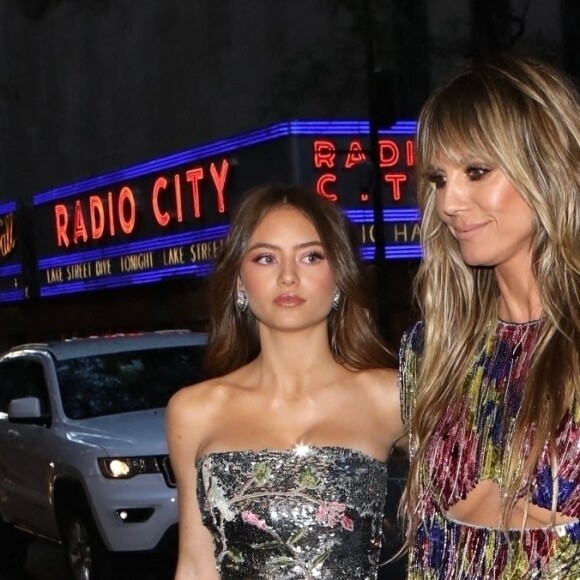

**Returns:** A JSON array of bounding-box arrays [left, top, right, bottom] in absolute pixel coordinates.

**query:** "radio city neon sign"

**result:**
[[313, 138, 415, 202], [48, 129, 417, 250], [53, 159, 230, 248]]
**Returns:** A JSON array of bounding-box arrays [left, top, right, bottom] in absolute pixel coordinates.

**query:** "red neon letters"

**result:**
[[54, 159, 230, 248], [55, 188, 137, 248], [313, 138, 415, 202], [0, 213, 15, 258]]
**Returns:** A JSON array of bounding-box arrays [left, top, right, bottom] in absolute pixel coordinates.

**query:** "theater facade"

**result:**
[[0, 120, 420, 348]]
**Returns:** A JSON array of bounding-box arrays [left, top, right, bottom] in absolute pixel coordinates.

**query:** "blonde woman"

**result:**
[[399, 55, 580, 577]]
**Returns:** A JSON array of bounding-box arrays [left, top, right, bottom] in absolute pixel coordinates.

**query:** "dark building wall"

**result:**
[[561, 0, 580, 80], [0, 0, 371, 201], [0, 0, 565, 205], [0, 277, 209, 350], [427, 0, 564, 84]]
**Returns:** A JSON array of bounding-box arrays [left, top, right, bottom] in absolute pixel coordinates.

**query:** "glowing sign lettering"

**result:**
[[47, 267, 63, 283], [152, 176, 183, 227], [190, 240, 222, 262], [384, 173, 407, 202], [95, 259, 112, 276], [56, 187, 138, 248], [89, 196, 106, 239], [315, 174, 338, 202], [312, 137, 415, 203], [73, 199, 89, 244], [186, 167, 204, 218], [120, 252, 155, 273], [313, 140, 336, 168], [209, 160, 228, 213], [378, 141, 399, 167], [163, 246, 184, 265], [67, 262, 92, 281], [41, 239, 225, 291], [345, 141, 366, 169], [0, 213, 16, 258], [52, 158, 231, 249], [361, 222, 421, 244]]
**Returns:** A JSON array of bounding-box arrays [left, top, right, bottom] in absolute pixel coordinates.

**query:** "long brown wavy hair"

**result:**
[[403, 54, 580, 540], [204, 184, 392, 377]]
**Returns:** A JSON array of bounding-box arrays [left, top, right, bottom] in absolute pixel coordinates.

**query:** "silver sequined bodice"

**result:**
[[196, 446, 389, 579]]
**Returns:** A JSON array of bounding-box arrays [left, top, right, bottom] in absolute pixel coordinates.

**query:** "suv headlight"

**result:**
[[98, 456, 162, 479]]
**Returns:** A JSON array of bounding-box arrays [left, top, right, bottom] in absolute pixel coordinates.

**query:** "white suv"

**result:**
[[0, 330, 206, 580]]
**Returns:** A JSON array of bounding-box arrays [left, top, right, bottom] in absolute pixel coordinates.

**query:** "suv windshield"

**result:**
[[56, 345, 205, 419]]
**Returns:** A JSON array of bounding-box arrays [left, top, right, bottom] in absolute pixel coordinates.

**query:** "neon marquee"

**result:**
[[31, 120, 421, 298]]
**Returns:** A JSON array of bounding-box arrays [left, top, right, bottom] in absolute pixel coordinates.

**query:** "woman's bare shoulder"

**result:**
[[355, 367, 402, 424], [168, 375, 238, 418], [356, 366, 398, 393], [166, 375, 243, 455]]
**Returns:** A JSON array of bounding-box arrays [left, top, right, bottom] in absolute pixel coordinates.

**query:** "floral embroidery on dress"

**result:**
[[196, 446, 389, 580]]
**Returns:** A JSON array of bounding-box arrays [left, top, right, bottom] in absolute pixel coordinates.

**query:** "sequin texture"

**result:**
[[399, 320, 580, 578], [196, 446, 389, 579]]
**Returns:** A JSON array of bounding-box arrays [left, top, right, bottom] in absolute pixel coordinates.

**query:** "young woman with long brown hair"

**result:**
[[167, 184, 404, 579]]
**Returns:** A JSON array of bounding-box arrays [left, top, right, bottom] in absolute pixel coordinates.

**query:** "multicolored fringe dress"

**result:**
[[399, 320, 580, 579]]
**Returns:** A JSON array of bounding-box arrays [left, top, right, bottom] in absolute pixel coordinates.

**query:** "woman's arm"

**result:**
[[167, 386, 220, 580]]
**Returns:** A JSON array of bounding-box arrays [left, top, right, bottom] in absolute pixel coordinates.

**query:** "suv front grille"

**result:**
[[160, 455, 176, 488]]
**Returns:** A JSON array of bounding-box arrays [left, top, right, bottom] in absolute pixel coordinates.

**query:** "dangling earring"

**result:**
[[332, 289, 341, 311], [236, 289, 248, 312]]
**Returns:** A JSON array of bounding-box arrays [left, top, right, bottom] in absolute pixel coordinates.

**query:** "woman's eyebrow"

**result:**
[[246, 240, 323, 252]]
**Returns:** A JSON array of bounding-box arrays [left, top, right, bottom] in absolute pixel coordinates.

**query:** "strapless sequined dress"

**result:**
[[196, 446, 389, 579]]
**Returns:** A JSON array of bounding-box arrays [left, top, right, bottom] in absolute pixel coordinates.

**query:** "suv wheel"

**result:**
[[62, 506, 113, 580]]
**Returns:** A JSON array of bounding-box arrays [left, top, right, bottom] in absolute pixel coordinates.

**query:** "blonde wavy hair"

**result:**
[[403, 54, 580, 541]]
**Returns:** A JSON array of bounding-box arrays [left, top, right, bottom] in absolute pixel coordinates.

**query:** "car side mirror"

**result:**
[[8, 396, 48, 426]]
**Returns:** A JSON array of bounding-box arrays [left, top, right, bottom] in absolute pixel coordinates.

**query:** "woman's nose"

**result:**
[[438, 174, 468, 216], [278, 261, 298, 285]]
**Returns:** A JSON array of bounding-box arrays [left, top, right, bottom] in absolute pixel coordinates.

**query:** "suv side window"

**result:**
[[0, 359, 50, 417]]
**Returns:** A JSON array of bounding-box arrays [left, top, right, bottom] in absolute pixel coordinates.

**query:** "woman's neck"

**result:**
[[494, 264, 542, 323], [250, 326, 344, 393], [496, 292, 542, 323]]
